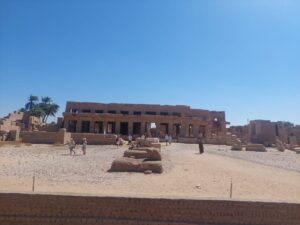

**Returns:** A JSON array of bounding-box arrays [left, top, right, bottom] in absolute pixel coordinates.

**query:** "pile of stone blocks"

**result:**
[[134, 137, 161, 150], [230, 135, 243, 151], [245, 144, 267, 152], [109, 138, 163, 174]]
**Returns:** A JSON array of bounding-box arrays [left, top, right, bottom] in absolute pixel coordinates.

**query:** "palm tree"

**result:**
[[39, 97, 59, 123], [25, 95, 39, 111], [29, 105, 45, 118]]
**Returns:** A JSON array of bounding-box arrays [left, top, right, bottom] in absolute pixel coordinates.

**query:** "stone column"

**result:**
[[156, 123, 161, 138], [76, 120, 82, 133], [103, 121, 107, 135], [64, 119, 69, 130], [168, 122, 173, 136], [141, 122, 146, 135], [128, 122, 133, 135], [90, 120, 95, 133], [115, 121, 120, 134]]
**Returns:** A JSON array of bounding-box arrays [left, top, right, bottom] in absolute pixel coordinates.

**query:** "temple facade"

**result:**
[[61, 101, 227, 142]]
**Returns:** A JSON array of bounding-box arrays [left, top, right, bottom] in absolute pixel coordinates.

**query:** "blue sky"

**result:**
[[0, 0, 299, 125]]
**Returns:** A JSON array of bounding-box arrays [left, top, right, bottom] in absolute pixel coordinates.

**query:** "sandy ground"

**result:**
[[0, 143, 299, 203]]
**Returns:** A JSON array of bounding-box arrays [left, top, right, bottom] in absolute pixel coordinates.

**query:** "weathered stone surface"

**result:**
[[276, 139, 285, 152], [246, 144, 266, 152], [144, 170, 152, 174], [231, 145, 243, 151], [124, 149, 161, 161], [124, 150, 148, 158], [109, 158, 163, 173], [135, 138, 161, 149]]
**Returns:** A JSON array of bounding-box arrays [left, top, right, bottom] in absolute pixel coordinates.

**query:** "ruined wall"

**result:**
[[71, 133, 117, 144], [21, 129, 70, 144], [0, 192, 299, 225]]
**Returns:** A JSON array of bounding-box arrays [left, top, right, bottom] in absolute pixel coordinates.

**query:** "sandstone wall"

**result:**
[[0, 192, 299, 225], [21, 129, 70, 144], [71, 133, 117, 144]]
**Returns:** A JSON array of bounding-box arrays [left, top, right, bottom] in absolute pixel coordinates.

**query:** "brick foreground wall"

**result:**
[[0, 192, 299, 225]]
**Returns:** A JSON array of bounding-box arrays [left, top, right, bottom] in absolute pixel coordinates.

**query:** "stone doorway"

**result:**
[[160, 123, 169, 136], [107, 122, 115, 134], [120, 122, 129, 135], [94, 121, 103, 133], [81, 121, 90, 133], [133, 122, 141, 135]]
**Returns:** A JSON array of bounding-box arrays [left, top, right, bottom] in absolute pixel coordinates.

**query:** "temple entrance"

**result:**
[[188, 124, 194, 137], [145, 122, 158, 137], [173, 124, 181, 137], [120, 122, 128, 135], [67, 120, 77, 132], [133, 122, 141, 135], [81, 121, 90, 133], [160, 123, 169, 136], [199, 125, 206, 137], [107, 122, 115, 134], [94, 121, 103, 133]]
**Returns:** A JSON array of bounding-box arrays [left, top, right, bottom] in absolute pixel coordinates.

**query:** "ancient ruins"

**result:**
[[109, 138, 163, 174], [60, 101, 227, 143], [0, 101, 299, 152]]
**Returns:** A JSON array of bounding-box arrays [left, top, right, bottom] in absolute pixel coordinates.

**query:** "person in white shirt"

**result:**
[[82, 138, 87, 155]]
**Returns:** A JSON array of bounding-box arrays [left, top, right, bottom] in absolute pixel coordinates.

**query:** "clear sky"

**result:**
[[0, 0, 299, 126]]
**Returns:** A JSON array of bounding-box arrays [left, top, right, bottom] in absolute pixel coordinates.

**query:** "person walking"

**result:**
[[68, 138, 76, 155], [165, 134, 169, 146], [116, 135, 120, 148], [128, 134, 133, 145], [82, 138, 87, 155], [168, 135, 172, 145], [198, 135, 204, 154]]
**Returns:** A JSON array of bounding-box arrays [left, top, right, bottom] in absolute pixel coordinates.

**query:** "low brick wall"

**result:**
[[0, 192, 299, 225], [71, 133, 117, 144], [21, 129, 71, 144]]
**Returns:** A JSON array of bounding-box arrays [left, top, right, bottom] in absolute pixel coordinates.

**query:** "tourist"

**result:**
[[128, 134, 133, 145], [68, 138, 76, 155], [198, 135, 204, 154], [82, 138, 87, 155], [165, 134, 169, 146], [168, 135, 172, 145], [116, 135, 120, 148]]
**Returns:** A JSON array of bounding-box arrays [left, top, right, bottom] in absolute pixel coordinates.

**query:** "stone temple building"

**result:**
[[61, 101, 227, 143]]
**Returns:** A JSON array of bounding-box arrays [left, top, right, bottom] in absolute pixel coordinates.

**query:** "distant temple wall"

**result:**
[[21, 129, 70, 144], [62, 101, 227, 144]]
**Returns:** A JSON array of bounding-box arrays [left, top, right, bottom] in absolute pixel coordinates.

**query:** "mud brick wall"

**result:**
[[0, 192, 299, 225], [21, 130, 71, 144], [71, 133, 116, 144]]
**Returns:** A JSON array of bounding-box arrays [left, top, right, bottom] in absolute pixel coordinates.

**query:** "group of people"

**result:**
[[67, 134, 204, 155], [68, 138, 87, 155]]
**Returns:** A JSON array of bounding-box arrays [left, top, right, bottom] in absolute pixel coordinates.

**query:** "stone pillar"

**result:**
[[103, 121, 107, 135], [128, 122, 133, 135], [156, 123, 161, 138], [64, 119, 69, 130], [90, 120, 95, 133], [115, 121, 120, 134], [193, 123, 198, 137], [76, 120, 82, 133], [180, 123, 187, 137], [141, 122, 146, 135], [168, 122, 173, 136]]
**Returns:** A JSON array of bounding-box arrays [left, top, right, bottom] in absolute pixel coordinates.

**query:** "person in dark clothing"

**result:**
[[198, 135, 204, 154]]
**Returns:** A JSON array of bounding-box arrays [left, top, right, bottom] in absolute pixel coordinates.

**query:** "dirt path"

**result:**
[[0, 143, 299, 202]]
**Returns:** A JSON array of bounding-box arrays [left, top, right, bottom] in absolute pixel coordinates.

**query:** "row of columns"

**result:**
[[66, 119, 214, 138]]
